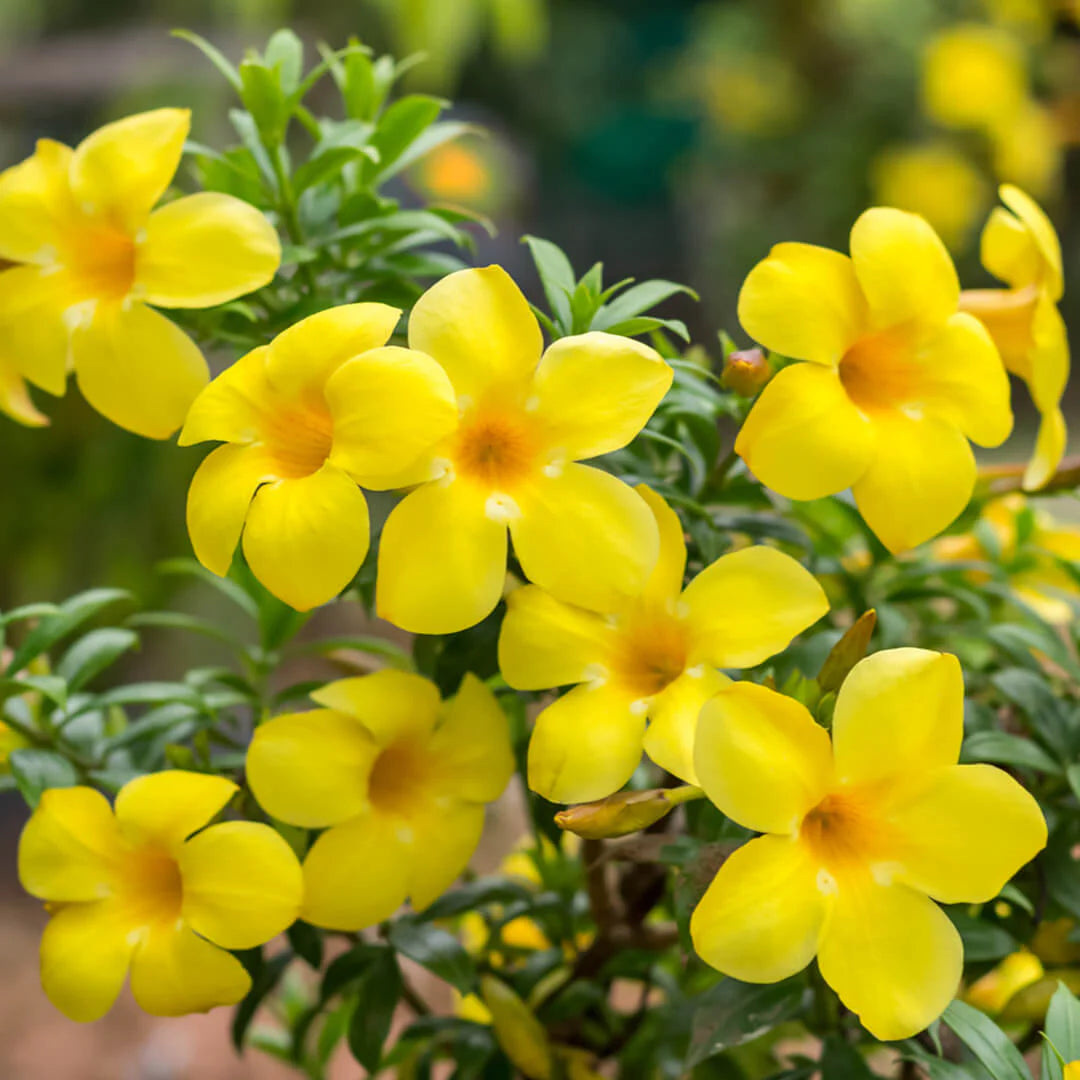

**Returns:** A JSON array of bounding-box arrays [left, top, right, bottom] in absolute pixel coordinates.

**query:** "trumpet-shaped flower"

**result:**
[[17, 771, 302, 1021], [246, 669, 514, 930], [179, 304, 459, 610], [375, 266, 673, 634], [959, 186, 1068, 490], [0, 109, 281, 437], [690, 648, 1046, 1040], [736, 207, 1013, 553], [499, 486, 828, 803]]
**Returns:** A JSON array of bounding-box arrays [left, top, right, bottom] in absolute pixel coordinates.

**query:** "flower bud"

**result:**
[[721, 347, 771, 396], [554, 785, 701, 839], [480, 976, 553, 1080]]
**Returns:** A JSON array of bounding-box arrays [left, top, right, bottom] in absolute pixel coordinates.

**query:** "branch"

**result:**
[[979, 454, 1080, 496]]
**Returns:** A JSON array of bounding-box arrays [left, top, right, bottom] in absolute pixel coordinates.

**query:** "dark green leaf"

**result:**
[[420, 878, 533, 921], [9, 749, 78, 807], [948, 912, 1018, 962], [1043, 982, 1080, 1080], [231, 949, 292, 1051], [287, 920, 324, 969], [320, 943, 384, 1001], [347, 948, 401, 1070], [960, 730, 1061, 773], [56, 628, 138, 690], [389, 919, 477, 993], [592, 279, 697, 328], [364, 95, 444, 183], [941, 999, 1031, 1080], [819, 1035, 876, 1077], [8, 588, 131, 675]]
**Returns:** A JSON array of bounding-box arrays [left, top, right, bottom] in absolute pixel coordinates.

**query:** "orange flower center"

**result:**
[[368, 739, 433, 817], [452, 408, 538, 490], [117, 844, 184, 925], [799, 789, 881, 871], [61, 221, 137, 303], [609, 611, 689, 698], [838, 325, 917, 412], [259, 402, 335, 479]]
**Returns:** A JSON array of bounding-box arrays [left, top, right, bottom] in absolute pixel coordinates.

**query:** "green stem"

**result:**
[[270, 145, 318, 293]]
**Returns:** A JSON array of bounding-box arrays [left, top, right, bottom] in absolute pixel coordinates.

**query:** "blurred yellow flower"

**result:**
[[17, 771, 302, 1021], [1067, 1063, 1080, 1080], [500, 485, 827, 803], [0, 719, 29, 771], [376, 266, 673, 634], [246, 669, 514, 931], [736, 208, 1012, 552], [991, 100, 1062, 198], [0, 109, 280, 437], [965, 949, 1044, 1013], [703, 55, 802, 137], [179, 304, 458, 610], [959, 185, 1068, 490]]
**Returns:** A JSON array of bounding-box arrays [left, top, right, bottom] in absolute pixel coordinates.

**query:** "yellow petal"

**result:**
[[642, 667, 729, 784], [0, 361, 49, 427], [695, 682, 833, 833], [849, 207, 959, 330], [885, 764, 1046, 904], [832, 648, 963, 786], [852, 411, 975, 554], [510, 465, 659, 613], [498, 585, 614, 691], [241, 465, 370, 611], [691, 835, 825, 982], [527, 683, 643, 803], [998, 184, 1063, 299], [18, 787, 124, 902], [981, 207, 1044, 292], [1024, 407, 1067, 492], [311, 669, 443, 745], [409, 801, 486, 910], [735, 362, 875, 500], [247, 707, 378, 827], [302, 810, 410, 930], [178, 346, 274, 446], [0, 139, 76, 264], [408, 265, 542, 398], [681, 546, 828, 669], [40, 900, 133, 1022], [636, 485, 688, 604], [72, 302, 208, 439], [737, 242, 867, 365], [325, 345, 458, 487], [179, 821, 303, 949], [376, 479, 508, 634], [114, 771, 237, 852], [529, 332, 672, 460], [69, 109, 189, 233], [817, 877, 962, 1040], [134, 193, 280, 308], [0, 265, 72, 396], [1027, 293, 1069, 415], [130, 924, 251, 1017]]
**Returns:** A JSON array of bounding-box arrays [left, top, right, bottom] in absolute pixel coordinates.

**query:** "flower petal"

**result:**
[[498, 585, 615, 691], [636, 485, 688, 604], [694, 681, 833, 834], [1025, 407, 1067, 492], [998, 184, 1062, 298], [311, 670, 442, 746], [179, 821, 303, 949], [735, 362, 875, 500], [130, 924, 251, 1017], [409, 802, 486, 910], [691, 835, 825, 983], [884, 764, 1046, 904], [1028, 293, 1069, 414], [0, 139, 76, 264], [981, 206, 1044, 291], [408, 265, 542, 398], [681, 546, 828, 669], [242, 465, 370, 611], [72, 301, 208, 439], [849, 207, 959, 330], [852, 410, 975, 553], [302, 810, 410, 931], [737, 242, 867, 365], [376, 480, 508, 634], [832, 648, 963, 786], [325, 345, 458, 487], [134, 192, 280, 308], [114, 771, 237, 852], [18, 787, 124, 902], [642, 667, 729, 784], [529, 332, 672, 460], [817, 878, 962, 1040], [70, 109, 189, 233], [510, 464, 659, 614], [40, 900, 133, 1022], [527, 683, 644, 803], [0, 265, 72, 395], [0, 361, 48, 427], [247, 707, 379, 827], [178, 346, 274, 446]]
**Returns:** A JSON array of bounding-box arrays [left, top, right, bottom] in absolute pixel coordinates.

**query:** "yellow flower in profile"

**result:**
[[690, 648, 1046, 1040], [0, 109, 280, 437], [736, 207, 1013, 553], [246, 669, 514, 931], [965, 949, 1044, 1014], [179, 304, 458, 610], [17, 771, 302, 1021], [960, 185, 1068, 490], [499, 486, 828, 803], [376, 266, 673, 634]]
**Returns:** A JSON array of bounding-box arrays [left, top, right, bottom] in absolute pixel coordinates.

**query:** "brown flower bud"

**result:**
[[721, 347, 771, 396]]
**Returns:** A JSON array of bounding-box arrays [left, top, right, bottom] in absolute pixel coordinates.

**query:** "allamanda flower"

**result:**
[[736, 207, 1012, 553], [247, 669, 514, 930], [180, 304, 458, 610], [18, 770, 302, 1021], [959, 185, 1068, 490], [375, 266, 674, 634], [690, 648, 1046, 1040], [499, 485, 828, 803], [0, 109, 280, 437]]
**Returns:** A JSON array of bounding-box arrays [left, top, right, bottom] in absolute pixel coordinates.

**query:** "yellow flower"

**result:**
[[960, 185, 1068, 490], [703, 55, 802, 138], [0, 719, 29, 772], [499, 486, 828, 803], [991, 100, 1062, 198], [965, 949, 1044, 1013], [1068, 1064, 1080, 1080], [179, 304, 459, 610], [375, 266, 674, 634], [0, 110, 280, 437], [690, 648, 1046, 1040], [736, 207, 1013, 553], [17, 770, 302, 1021], [246, 669, 514, 931]]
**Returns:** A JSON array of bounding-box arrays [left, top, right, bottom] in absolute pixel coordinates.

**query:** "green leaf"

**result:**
[[522, 235, 574, 331], [172, 29, 242, 92], [948, 912, 1018, 962], [56, 628, 138, 691], [127, 611, 243, 648], [0, 674, 68, 710], [239, 59, 289, 148], [991, 668, 1072, 758], [287, 920, 324, 969], [156, 558, 259, 620], [320, 943, 384, 1001], [960, 730, 1061, 773], [96, 682, 202, 709], [420, 877, 533, 920], [364, 95, 445, 183], [1043, 982, 1080, 1080], [382, 120, 482, 180], [231, 949, 292, 1051], [592, 279, 697, 329], [347, 948, 401, 1070], [293, 144, 379, 193], [264, 29, 303, 93], [941, 999, 1031, 1080], [9, 749, 79, 807], [601, 315, 690, 341], [288, 633, 413, 669], [901, 1043, 978, 1079], [819, 1035, 876, 1077], [389, 919, 477, 993]]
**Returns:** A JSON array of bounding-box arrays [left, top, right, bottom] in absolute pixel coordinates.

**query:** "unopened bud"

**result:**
[[554, 785, 703, 839], [480, 975, 553, 1080], [817, 609, 877, 694], [721, 347, 771, 396]]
